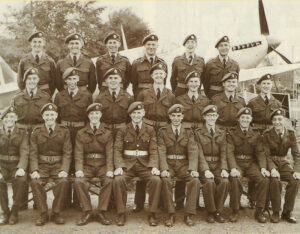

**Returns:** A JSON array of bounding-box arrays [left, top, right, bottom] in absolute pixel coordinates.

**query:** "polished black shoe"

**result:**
[[282, 212, 297, 223], [206, 212, 215, 223], [215, 212, 225, 223], [165, 214, 175, 227], [229, 210, 239, 223], [184, 214, 195, 226], [8, 211, 18, 225], [133, 205, 144, 213], [35, 213, 49, 226], [76, 212, 92, 226], [52, 213, 65, 224], [116, 213, 126, 226], [270, 212, 280, 223], [255, 208, 267, 223], [148, 213, 158, 226], [98, 212, 111, 225], [0, 212, 10, 225]]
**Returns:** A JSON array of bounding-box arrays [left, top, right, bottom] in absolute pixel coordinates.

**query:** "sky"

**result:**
[[0, 0, 300, 61]]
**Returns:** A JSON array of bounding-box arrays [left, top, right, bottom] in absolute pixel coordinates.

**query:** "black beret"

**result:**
[[103, 68, 122, 80], [270, 108, 286, 120], [142, 34, 158, 45], [62, 67, 79, 80], [236, 107, 252, 118], [41, 103, 58, 114], [65, 33, 83, 44], [202, 105, 218, 116], [23, 67, 39, 82], [150, 62, 167, 74], [185, 71, 201, 83], [256, 73, 272, 84], [183, 34, 197, 46], [168, 104, 184, 115], [221, 72, 239, 83], [215, 35, 230, 48], [28, 31, 44, 42], [1, 106, 17, 120], [86, 103, 103, 114], [104, 32, 120, 44], [128, 102, 144, 114]]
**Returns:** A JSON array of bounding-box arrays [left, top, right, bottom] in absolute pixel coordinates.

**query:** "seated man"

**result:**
[[227, 107, 270, 223], [113, 102, 162, 226], [264, 108, 300, 223], [30, 103, 72, 226], [158, 104, 200, 227], [74, 103, 114, 226], [0, 106, 29, 225]]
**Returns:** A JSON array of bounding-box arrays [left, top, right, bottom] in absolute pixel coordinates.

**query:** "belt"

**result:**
[[167, 155, 186, 160], [205, 156, 220, 162], [138, 83, 152, 89], [177, 82, 187, 89], [236, 155, 253, 160], [104, 122, 126, 129], [61, 120, 85, 128], [183, 122, 201, 129], [78, 86, 87, 91], [209, 85, 223, 91], [102, 81, 123, 88], [252, 123, 272, 129], [271, 156, 287, 162], [39, 155, 61, 163], [17, 123, 41, 129], [86, 153, 105, 159], [143, 118, 168, 127], [124, 150, 148, 157], [0, 155, 19, 161], [38, 84, 50, 89]]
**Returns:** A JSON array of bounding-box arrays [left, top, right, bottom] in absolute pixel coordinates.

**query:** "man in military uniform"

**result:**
[[211, 72, 246, 129], [194, 105, 230, 223], [96, 32, 131, 92], [158, 104, 200, 227], [113, 102, 162, 226], [0, 106, 29, 225], [30, 103, 72, 226], [203, 36, 240, 99], [263, 108, 300, 223], [56, 33, 96, 94], [176, 71, 211, 129], [131, 33, 167, 98], [17, 32, 57, 96], [73, 103, 114, 226], [227, 107, 269, 223], [171, 34, 205, 97]]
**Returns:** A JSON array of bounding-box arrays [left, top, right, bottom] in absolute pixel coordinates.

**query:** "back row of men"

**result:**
[[0, 31, 299, 227]]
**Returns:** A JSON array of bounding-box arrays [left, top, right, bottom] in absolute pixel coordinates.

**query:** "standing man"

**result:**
[[171, 34, 205, 97], [17, 32, 57, 96], [113, 102, 162, 226], [74, 103, 114, 226], [194, 105, 230, 223], [227, 107, 269, 223], [131, 33, 167, 98], [56, 33, 96, 94], [203, 36, 240, 99], [30, 103, 72, 226], [0, 106, 29, 225], [264, 108, 300, 223], [158, 104, 200, 227], [96, 32, 131, 92]]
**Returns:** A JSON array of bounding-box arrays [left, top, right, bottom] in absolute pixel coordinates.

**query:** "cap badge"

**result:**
[[191, 35, 194, 39], [151, 36, 154, 39], [95, 105, 99, 110], [10, 107, 14, 112], [138, 104, 142, 109], [212, 107, 216, 111], [224, 36, 228, 40], [38, 33, 42, 37], [49, 105, 53, 110], [113, 35, 117, 38], [277, 110, 281, 114], [176, 107, 180, 112], [114, 69, 117, 73], [31, 69, 35, 73], [245, 109, 249, 114], [267, 74, 271, 78], [75, 35, 78, 39], [159, 64, 162, 68], [195, 72, 198, 76]]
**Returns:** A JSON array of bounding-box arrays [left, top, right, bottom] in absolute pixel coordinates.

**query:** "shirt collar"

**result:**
[[45, 123, 56, 133], [70, 53, 81, 60], [145, 54, 156, 63], [171, 124, 181, 134], [68, 87, 79, 96], [218, 55, 229, 63], [185, 52, 195, 60], [132, 121, 142, 130], [90, 122, 100, 130], [240, 126, 249, 132], [187, 90, 198, 100], [109, 87, 120, 96], [205, 124, 215, 133], [32, 51, 43, 59], [108, 52, 118, 57], [274, 128, 285, 136], [260, 93, 271, 100], [4, 126, 14, 135], [153, 84, 164, 93], [224, 91, 235, 100], [26, 87, 38, 96]]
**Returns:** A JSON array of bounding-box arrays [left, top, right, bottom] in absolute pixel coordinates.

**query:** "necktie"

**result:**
[[30, 91, 34, 99], [210, 128, 214, 137], [192, 95, 196, 103], [93, 126, 97, 134], [156, 88, 161, 100], [35, 54, 39, 64], [229, 95, 233, 102], [70, 91, 74, 99], [188, 55, 193, 64], [175, 128, 179, 139], [150, 57, 154, 65], [111, 54, 115, 63], [279, 133, 283, 139], [112, 91, 116, 102], [73, 56, 77, 66], [223, 58, 226, 68], [243, 130, 247, 136], [49, 127, 53, 136], [264, 96, 269, 105], [7, 129, 11, 138], [135, 125, 140, 135]]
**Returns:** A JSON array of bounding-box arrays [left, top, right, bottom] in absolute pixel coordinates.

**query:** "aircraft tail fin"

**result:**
[[120, 24, 128, 50]]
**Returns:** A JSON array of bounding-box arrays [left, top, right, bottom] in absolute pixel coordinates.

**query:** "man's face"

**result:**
[[106, 39, 121, 53], [26, 75, 39, 90], [238, 114, 252, 129], [68, 39, 83, 54], [42, 111, 58, 126], [88, 111, 102, 125], [217, 42, 230, 56], [272, 115, 284, 130], [65, 75, 79, 90], [169, 112, 184, 127], [3, 113, 17, 128], [260, 80, 273, 94], [203, 112, 219, 126], [130, 109, 145, 124], [144, 41, 158, 56], [187, 77, 201, 92], [184, 40, 197, 53], [106, 75, 122, 90], [30, 38, 45, 53], [151, 69, 166, 85], [223, 78, 238, 92]]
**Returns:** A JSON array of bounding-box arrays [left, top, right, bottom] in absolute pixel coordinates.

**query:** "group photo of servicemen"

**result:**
[[0, 29, 299, 229]]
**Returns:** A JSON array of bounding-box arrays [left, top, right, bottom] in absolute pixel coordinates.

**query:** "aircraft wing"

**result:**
[[239, 63, 300, 82]]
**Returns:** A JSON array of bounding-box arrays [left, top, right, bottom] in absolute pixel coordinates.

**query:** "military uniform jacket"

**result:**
[[227, 126, 266, 169], [54, 89, 92, 122], [114, 122, 158, 170], [131, 55, 167, 94], [94, 89, 133, 124], [263, 127, 300, 173], [157, 124, 198, 172], [74, 124, 113, 172], [203, 56, 240, 96], [12, 89, 51, 125], [247, 95, 281, 125], [212, 92, 246, 126], [176, 93, 211, 123], [170, 53, 205, 92], [0, 127, 29, 171], [29, 125, 72, 173], [17, 53, 57, 95], [56, 54, 96, 93], [194, 126, 228, 172], [136, 87, 175, 122], [96, 53, 131, 90]]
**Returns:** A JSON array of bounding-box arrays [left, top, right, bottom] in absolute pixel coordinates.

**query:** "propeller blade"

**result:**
[[259, 0, 269, 35], [270, 47, 292, 64]]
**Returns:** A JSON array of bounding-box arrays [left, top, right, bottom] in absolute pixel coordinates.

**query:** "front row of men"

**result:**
[[1, 98, 299, 227]]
